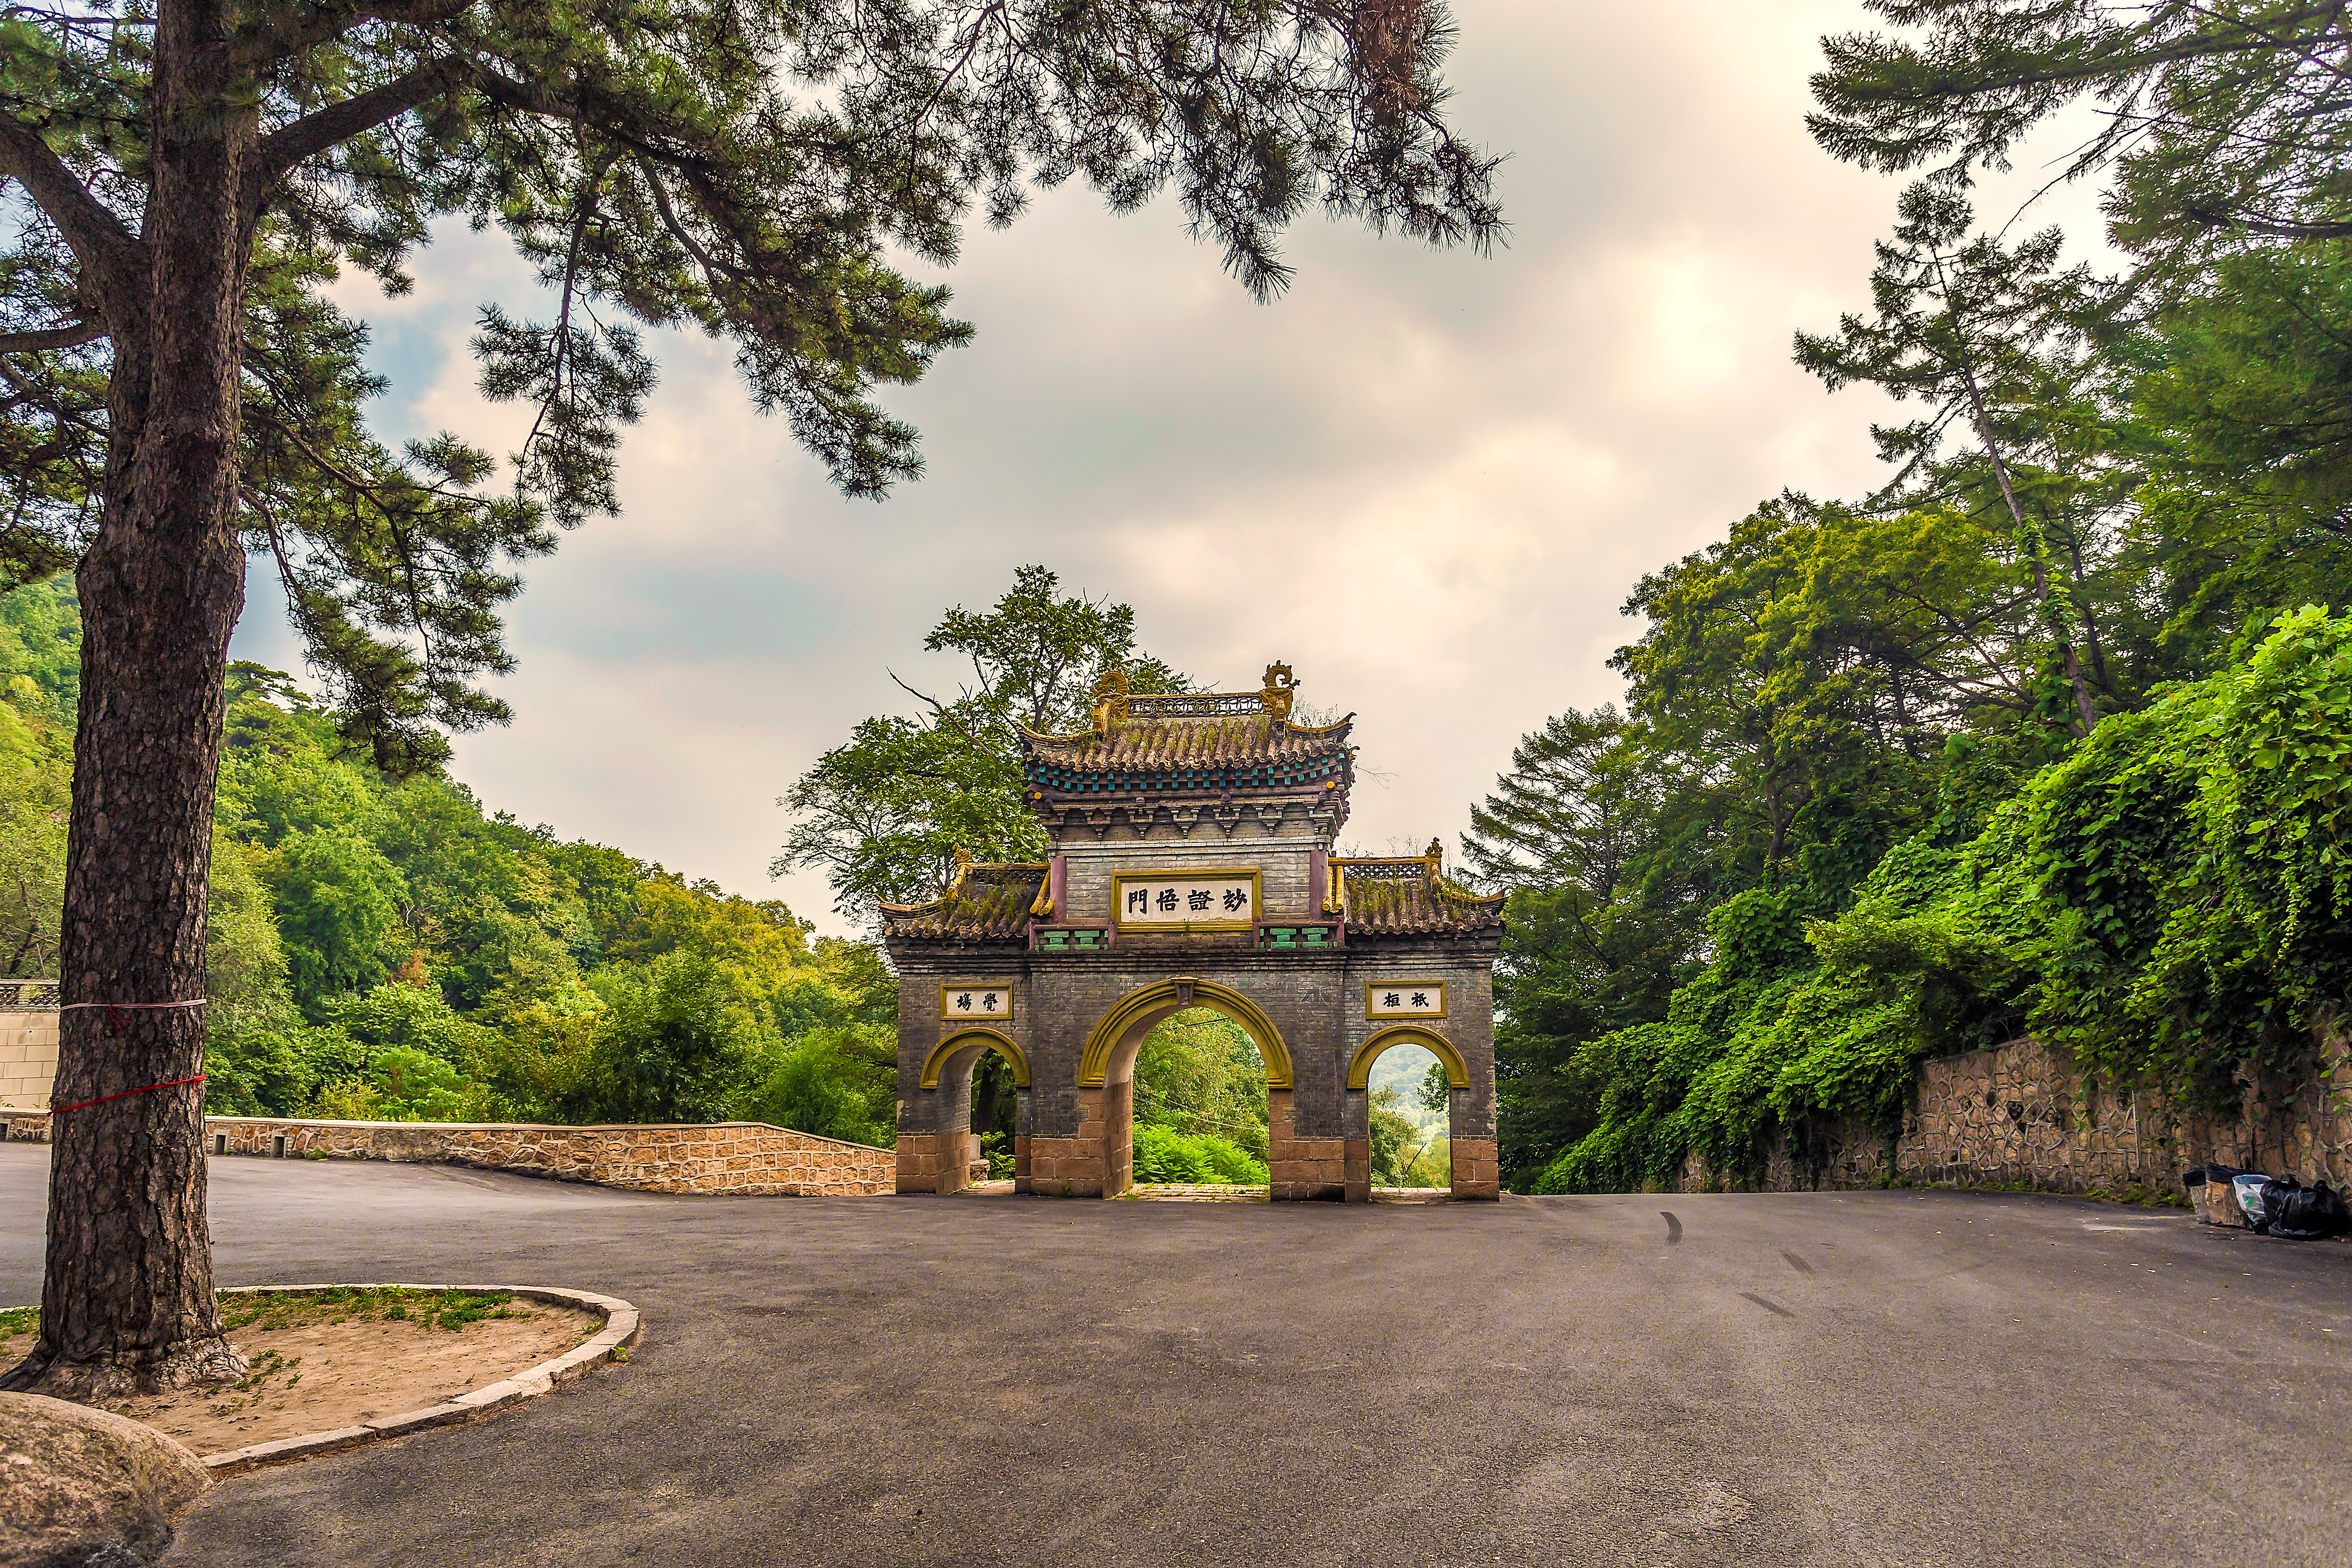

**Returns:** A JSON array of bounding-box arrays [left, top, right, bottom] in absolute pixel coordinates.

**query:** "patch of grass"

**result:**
[[219, 1286, 519, 1334], [0, 1287, 526, 1354]]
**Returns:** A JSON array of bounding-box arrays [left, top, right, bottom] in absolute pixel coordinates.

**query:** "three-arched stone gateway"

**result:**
[[882, 665, 1505, 1202]]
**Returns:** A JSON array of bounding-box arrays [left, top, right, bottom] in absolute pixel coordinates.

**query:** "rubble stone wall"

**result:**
[[1682, 1027, 2352, 1196], [0, 1111, 894, 1197]]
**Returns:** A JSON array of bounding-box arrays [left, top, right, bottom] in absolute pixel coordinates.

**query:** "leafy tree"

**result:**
[[261, 828, 410, 1009], [197, 829, 303, 1113], [1, 0, 1500, 1394], [562, 952, 759, 1125], [313, 979, 494, 1065], [2123, 245, 2352, 650], [1465, 706, 1698, 1183], [1367, 1084, 1426, 1186], [0, 574, 80, 723], [739, 1022, 896, 1149], [1483, 489, 2115, 1185], [319, 1045, 470, 1122], [1134, 1007, 1269, 1157], [779, 565, 1188, 921], [0, 696, 67, 977]]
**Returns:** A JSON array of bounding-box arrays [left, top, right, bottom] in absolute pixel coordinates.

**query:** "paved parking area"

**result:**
[[3, 1142, 2347, 1566]]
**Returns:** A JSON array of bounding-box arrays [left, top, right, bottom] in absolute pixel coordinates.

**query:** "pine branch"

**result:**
[[0, 319, 105, 353], [0, 122, 137, 291], [251, 57, 467, 192]]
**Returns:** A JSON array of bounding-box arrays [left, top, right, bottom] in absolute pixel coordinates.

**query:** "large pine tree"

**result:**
[[0, 0, 1499, 1397]]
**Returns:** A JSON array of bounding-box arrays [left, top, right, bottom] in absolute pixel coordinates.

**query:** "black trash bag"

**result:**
[[2263, 1176, 2352, 1240]]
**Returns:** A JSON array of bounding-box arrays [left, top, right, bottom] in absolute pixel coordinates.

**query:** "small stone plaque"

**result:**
[[939, 982, 1016, 1020], [1366, 981, 1446, 1019]]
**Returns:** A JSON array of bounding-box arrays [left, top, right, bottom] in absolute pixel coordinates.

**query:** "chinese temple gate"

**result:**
[[881, 664, 1504, 1201]]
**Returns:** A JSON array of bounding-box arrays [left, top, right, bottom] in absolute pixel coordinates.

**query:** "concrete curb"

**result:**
[[197, 1284, 642, 1476]]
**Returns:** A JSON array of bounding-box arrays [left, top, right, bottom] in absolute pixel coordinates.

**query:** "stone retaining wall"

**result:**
[[1685, 1027, 2352, 1197], [0, 1111, 894, 1197]]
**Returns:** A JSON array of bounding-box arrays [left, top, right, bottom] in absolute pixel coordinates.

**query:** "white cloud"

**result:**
[[230, 0, 2128, 934]]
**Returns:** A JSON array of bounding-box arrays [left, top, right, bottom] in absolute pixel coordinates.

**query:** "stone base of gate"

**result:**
[[1450, 1138, 1501, 1200], [897, 1133, 991, 1195], [1268, 1090, 1344, 1202], [1344, 1138, 1372, 1204]]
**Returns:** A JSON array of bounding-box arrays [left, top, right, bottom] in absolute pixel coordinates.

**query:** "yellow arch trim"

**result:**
[[1078, 978, 1293, 1090], [1346, 1025, 1469, 1092], [920, 1027, 1030, 1090]]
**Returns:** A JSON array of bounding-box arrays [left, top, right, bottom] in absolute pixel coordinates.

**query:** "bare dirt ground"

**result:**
[[0, 1286, 599, 1456]]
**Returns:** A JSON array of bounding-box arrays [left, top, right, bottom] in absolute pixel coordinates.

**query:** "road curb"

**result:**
[[198, 1284, 641, 1476]]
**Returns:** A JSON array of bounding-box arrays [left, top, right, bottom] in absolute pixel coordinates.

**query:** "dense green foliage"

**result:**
[[0, 576, 897, 1142], [1529, 610, 2352, 1193], [1485, 7, 2352, 1192], [1126, 1008, 1271, 1186]]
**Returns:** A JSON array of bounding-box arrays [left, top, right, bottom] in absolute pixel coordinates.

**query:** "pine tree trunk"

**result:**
[[0, 0, 255, 1399]]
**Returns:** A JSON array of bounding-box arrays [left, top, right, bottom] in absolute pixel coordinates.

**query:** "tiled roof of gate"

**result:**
[[879, 862, 1047, 942], [1021, 713, 1353, 774], [1334, 860, 1507, 936]]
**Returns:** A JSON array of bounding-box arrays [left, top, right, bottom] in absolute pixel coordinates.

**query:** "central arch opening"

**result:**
[[1129, 1008, 1269, 1192], [1083, 979, 1291, 1199]]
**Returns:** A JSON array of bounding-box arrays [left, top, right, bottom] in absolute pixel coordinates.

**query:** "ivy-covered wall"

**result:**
[[1535, 609, 2352, 1199], [1679, 1026, 2351, 1198]]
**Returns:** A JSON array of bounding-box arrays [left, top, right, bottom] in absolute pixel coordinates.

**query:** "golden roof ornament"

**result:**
[[1260, 661, 1298, 721], [1091, 667, 1130, 735]]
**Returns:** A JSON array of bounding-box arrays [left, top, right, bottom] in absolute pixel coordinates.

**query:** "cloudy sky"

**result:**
[[229, 1, 2111, 936]]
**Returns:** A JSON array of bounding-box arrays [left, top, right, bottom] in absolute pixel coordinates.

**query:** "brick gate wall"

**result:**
[[0, 989, 59, 1112], [892, 939, 1500, 1199]]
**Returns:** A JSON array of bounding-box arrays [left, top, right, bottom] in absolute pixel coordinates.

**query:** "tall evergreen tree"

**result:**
[[1796, 183, 2105, 734], [0, 0, 1501, 1396], [1810, 1, 2352, 285]]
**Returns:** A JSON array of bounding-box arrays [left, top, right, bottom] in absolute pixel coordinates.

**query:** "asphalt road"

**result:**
[[3, 1142, 2348, 1567]]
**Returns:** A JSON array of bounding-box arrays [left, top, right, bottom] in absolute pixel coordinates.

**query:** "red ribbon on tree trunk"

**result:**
[[48, 1073, 207, 1115], [43, 999, 213, 1111]]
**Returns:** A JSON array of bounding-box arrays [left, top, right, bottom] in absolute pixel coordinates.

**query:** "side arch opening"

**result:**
[[1345, 1026, 1468, 1201], [920, 1027, 1029, 1090], [1347, 1025, 1467, 1092], [917, 1029, 1030, 1195]]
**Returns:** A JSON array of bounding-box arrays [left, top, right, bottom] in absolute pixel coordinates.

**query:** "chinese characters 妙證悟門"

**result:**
[[1114, 873, 1258, 928]]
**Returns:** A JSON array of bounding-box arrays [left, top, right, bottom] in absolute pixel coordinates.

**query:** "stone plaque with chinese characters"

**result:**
[[939, 982, 1016, 1021], [1111, 869, 1261, 932], [1366, 981, 1446, 1020]]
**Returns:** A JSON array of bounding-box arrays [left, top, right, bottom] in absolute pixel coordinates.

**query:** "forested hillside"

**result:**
[[0, 576, 898, 1145], [1476, 6, 2352, 1192]]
